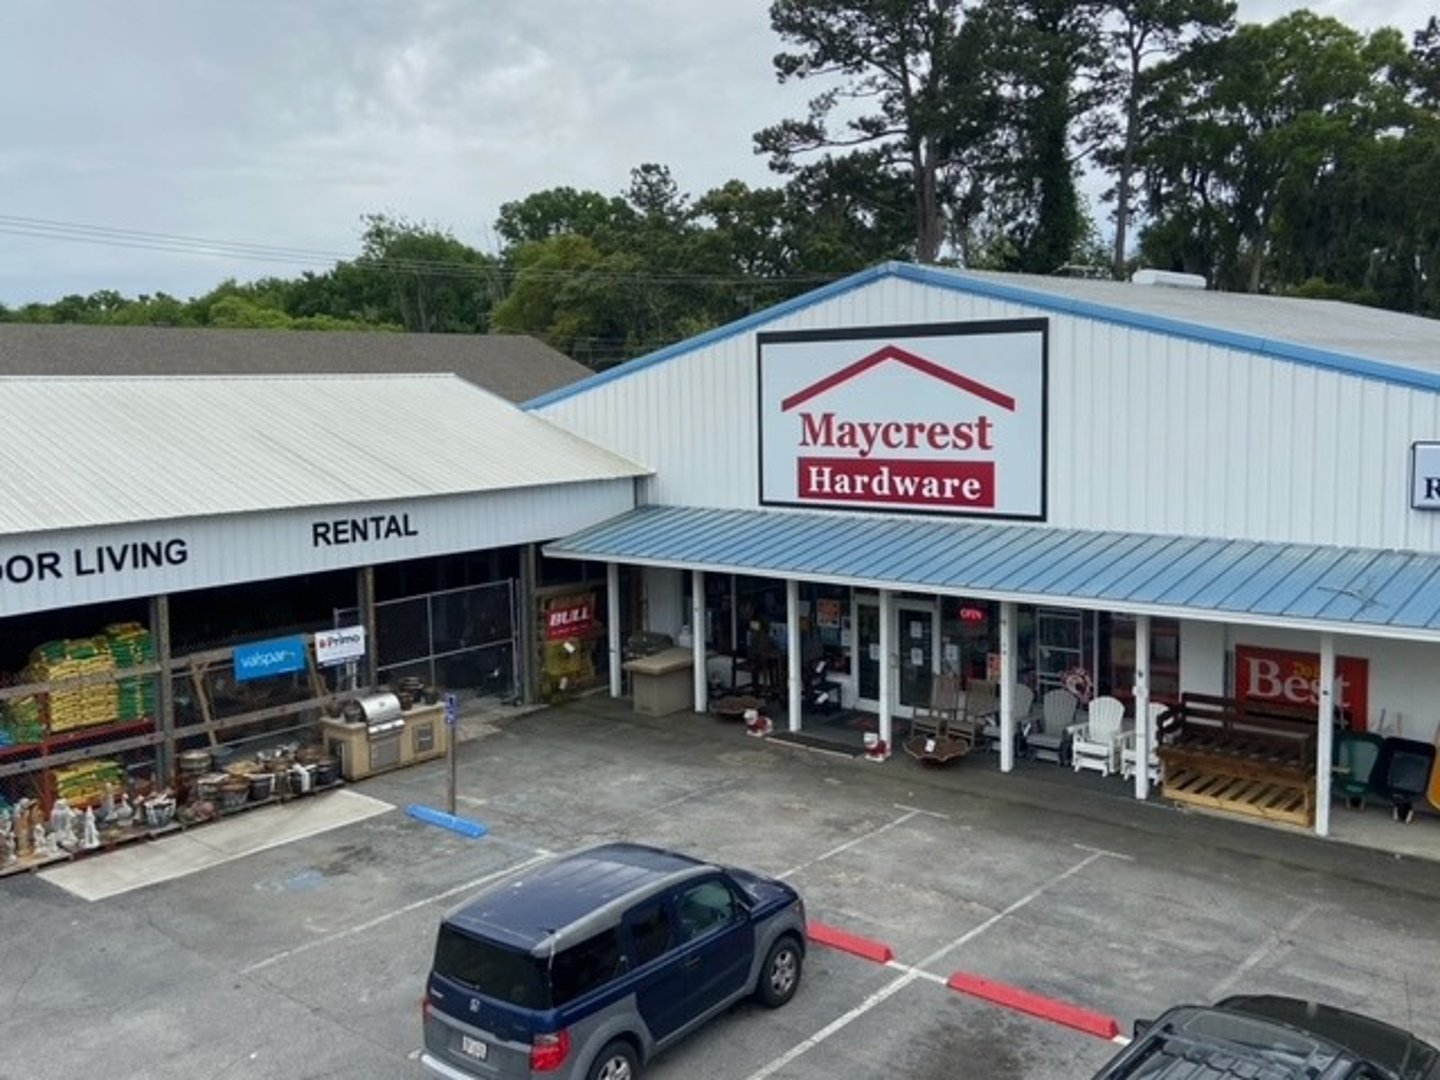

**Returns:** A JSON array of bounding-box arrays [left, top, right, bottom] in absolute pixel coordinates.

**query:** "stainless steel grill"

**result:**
[[354, 692, 406, 737]]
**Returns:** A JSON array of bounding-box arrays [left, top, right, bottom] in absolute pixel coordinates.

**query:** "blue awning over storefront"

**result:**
[[545, 505, 1440, 641]]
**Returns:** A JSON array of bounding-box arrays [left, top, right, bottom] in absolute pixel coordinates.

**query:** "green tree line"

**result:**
[[3, 3, 1436, 370]]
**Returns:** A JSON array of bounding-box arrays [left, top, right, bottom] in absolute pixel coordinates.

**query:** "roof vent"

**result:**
[[1130, 268, 1207, 289]]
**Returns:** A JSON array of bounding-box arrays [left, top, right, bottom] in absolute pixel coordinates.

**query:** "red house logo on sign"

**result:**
[[782, 344, 1016, 510], [758, 321, 1047, 519]]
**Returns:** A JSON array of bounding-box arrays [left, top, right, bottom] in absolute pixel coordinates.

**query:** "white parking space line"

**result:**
[[746, 849, 1115, 1079], [885, 960, 949, 986], [1206, 901, 1319, 1001], [777, 807, 925, 880], [1074, 842, 1134, 862], [241, 849, 552, 974], [915, 849, 1110, 969]]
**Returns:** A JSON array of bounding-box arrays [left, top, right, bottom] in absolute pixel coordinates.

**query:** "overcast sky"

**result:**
[[1, 0, 1432, 305]]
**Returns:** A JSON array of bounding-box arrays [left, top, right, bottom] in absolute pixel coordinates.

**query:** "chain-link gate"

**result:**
[[337, 580, 519, 704]]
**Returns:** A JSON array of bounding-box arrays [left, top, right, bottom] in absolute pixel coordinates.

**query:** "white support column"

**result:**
[[878, 589, 894, 754], [692, 569, 707, 714], [607, 562, 622, 698], [931, 603, 942, 673], [786, 579, 802, 733], [1316, 633, 1336, 838], [999, 601, 1017, 773], [729, 576, 738, 659], [1133, 614, 1152, 801]]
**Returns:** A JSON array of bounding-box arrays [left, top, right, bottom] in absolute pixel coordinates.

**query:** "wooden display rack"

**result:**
[[1156, 693, 1318, 828]]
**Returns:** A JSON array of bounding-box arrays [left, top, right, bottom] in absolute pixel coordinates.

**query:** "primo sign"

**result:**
[[758, 320, 1047, 519]]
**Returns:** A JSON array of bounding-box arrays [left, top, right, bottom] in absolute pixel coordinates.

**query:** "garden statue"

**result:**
[[81, 806, 100, 851]]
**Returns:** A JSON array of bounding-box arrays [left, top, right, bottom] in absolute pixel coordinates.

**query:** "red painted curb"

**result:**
[[806, 921, 895, 964], [946, 972, 1121, 1040]]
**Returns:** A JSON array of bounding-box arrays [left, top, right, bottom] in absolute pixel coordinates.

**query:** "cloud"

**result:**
[[0, 0, 1432, 303]]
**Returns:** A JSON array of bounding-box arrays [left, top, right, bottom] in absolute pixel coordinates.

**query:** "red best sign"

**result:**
[[1233, 645, 1370, 730]]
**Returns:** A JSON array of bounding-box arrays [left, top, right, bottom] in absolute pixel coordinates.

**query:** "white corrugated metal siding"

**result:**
[[0, 374, 648, 535], [534, 274, 1440, 553], [1, 481, 634, 617]]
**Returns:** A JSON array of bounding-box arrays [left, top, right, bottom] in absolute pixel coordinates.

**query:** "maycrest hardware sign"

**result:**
[[758, 320, 1047, 518]]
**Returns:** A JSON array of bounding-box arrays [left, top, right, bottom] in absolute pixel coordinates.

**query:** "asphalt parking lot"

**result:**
[[4, 694, 1440, 1080]]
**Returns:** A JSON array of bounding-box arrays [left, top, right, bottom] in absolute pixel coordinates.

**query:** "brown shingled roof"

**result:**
[[0, 323, 590, 403]]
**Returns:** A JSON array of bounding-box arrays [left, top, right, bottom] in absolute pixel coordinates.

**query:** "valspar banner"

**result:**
[[233, 635, 309, 682], [758, 320, 1047, 519]]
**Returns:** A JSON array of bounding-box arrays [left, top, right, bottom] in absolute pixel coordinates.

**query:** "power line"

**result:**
[[0, 214, 846, 289], [0, 215, 352, 266]]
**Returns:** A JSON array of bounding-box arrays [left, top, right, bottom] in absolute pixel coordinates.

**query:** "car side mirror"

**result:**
[[1133, 1018, 1153, 1038]]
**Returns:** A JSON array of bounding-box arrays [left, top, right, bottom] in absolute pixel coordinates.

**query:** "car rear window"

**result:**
[[433, 924, 548, 1009], [549, 929, 624, 1007]]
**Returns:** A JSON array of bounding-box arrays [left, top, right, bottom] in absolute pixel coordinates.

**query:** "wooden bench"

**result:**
[[1156, 693, 1319, 827]]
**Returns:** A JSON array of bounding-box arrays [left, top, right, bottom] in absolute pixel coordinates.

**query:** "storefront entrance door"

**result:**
[[855, 597, 938, 718]]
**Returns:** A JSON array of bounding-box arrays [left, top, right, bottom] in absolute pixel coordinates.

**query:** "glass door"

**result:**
[[856, 600, 881, 703], [896, 602, 935, 713], [855, 596, 938, 718]]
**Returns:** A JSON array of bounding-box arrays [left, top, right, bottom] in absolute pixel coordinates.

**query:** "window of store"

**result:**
[[939, 597, 998, 684], [1105, 614, 1181, 704]]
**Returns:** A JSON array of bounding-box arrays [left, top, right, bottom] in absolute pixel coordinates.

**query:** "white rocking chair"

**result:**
[[1025, 688, 1080, 764], [1071, 695, 1128, 776], [980, 683, 1035, 752], [1120, 701, 1169, 783]]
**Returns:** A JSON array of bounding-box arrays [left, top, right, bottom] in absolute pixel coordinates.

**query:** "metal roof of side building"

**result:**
[[0, 323, 592, 404], [0, 374, 650, 536]]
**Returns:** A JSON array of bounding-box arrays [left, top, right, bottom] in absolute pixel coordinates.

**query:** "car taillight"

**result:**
[[530, 1029, 571, 1072]]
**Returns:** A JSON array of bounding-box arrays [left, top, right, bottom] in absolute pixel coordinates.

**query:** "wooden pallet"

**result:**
[[1162, 765, 1316, 827]]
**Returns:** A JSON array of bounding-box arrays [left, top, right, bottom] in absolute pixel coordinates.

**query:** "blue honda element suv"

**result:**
[[420, 842, 807, 1080]]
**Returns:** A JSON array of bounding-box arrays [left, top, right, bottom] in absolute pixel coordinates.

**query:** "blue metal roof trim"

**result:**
[[892, 264, 1440, 394], [525, 261, 1440, 413], [522, 264, 894, 411], [543, 505, 1440, 635]]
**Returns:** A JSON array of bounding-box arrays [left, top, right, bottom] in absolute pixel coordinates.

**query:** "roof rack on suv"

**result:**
[[1092, 997, 1440, 1080]]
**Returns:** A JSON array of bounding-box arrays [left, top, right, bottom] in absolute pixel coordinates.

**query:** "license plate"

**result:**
[[460, 1034, 488, 1061]]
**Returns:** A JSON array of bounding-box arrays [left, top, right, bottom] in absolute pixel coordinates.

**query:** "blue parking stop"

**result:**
[[406, 804, 488, 839]]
